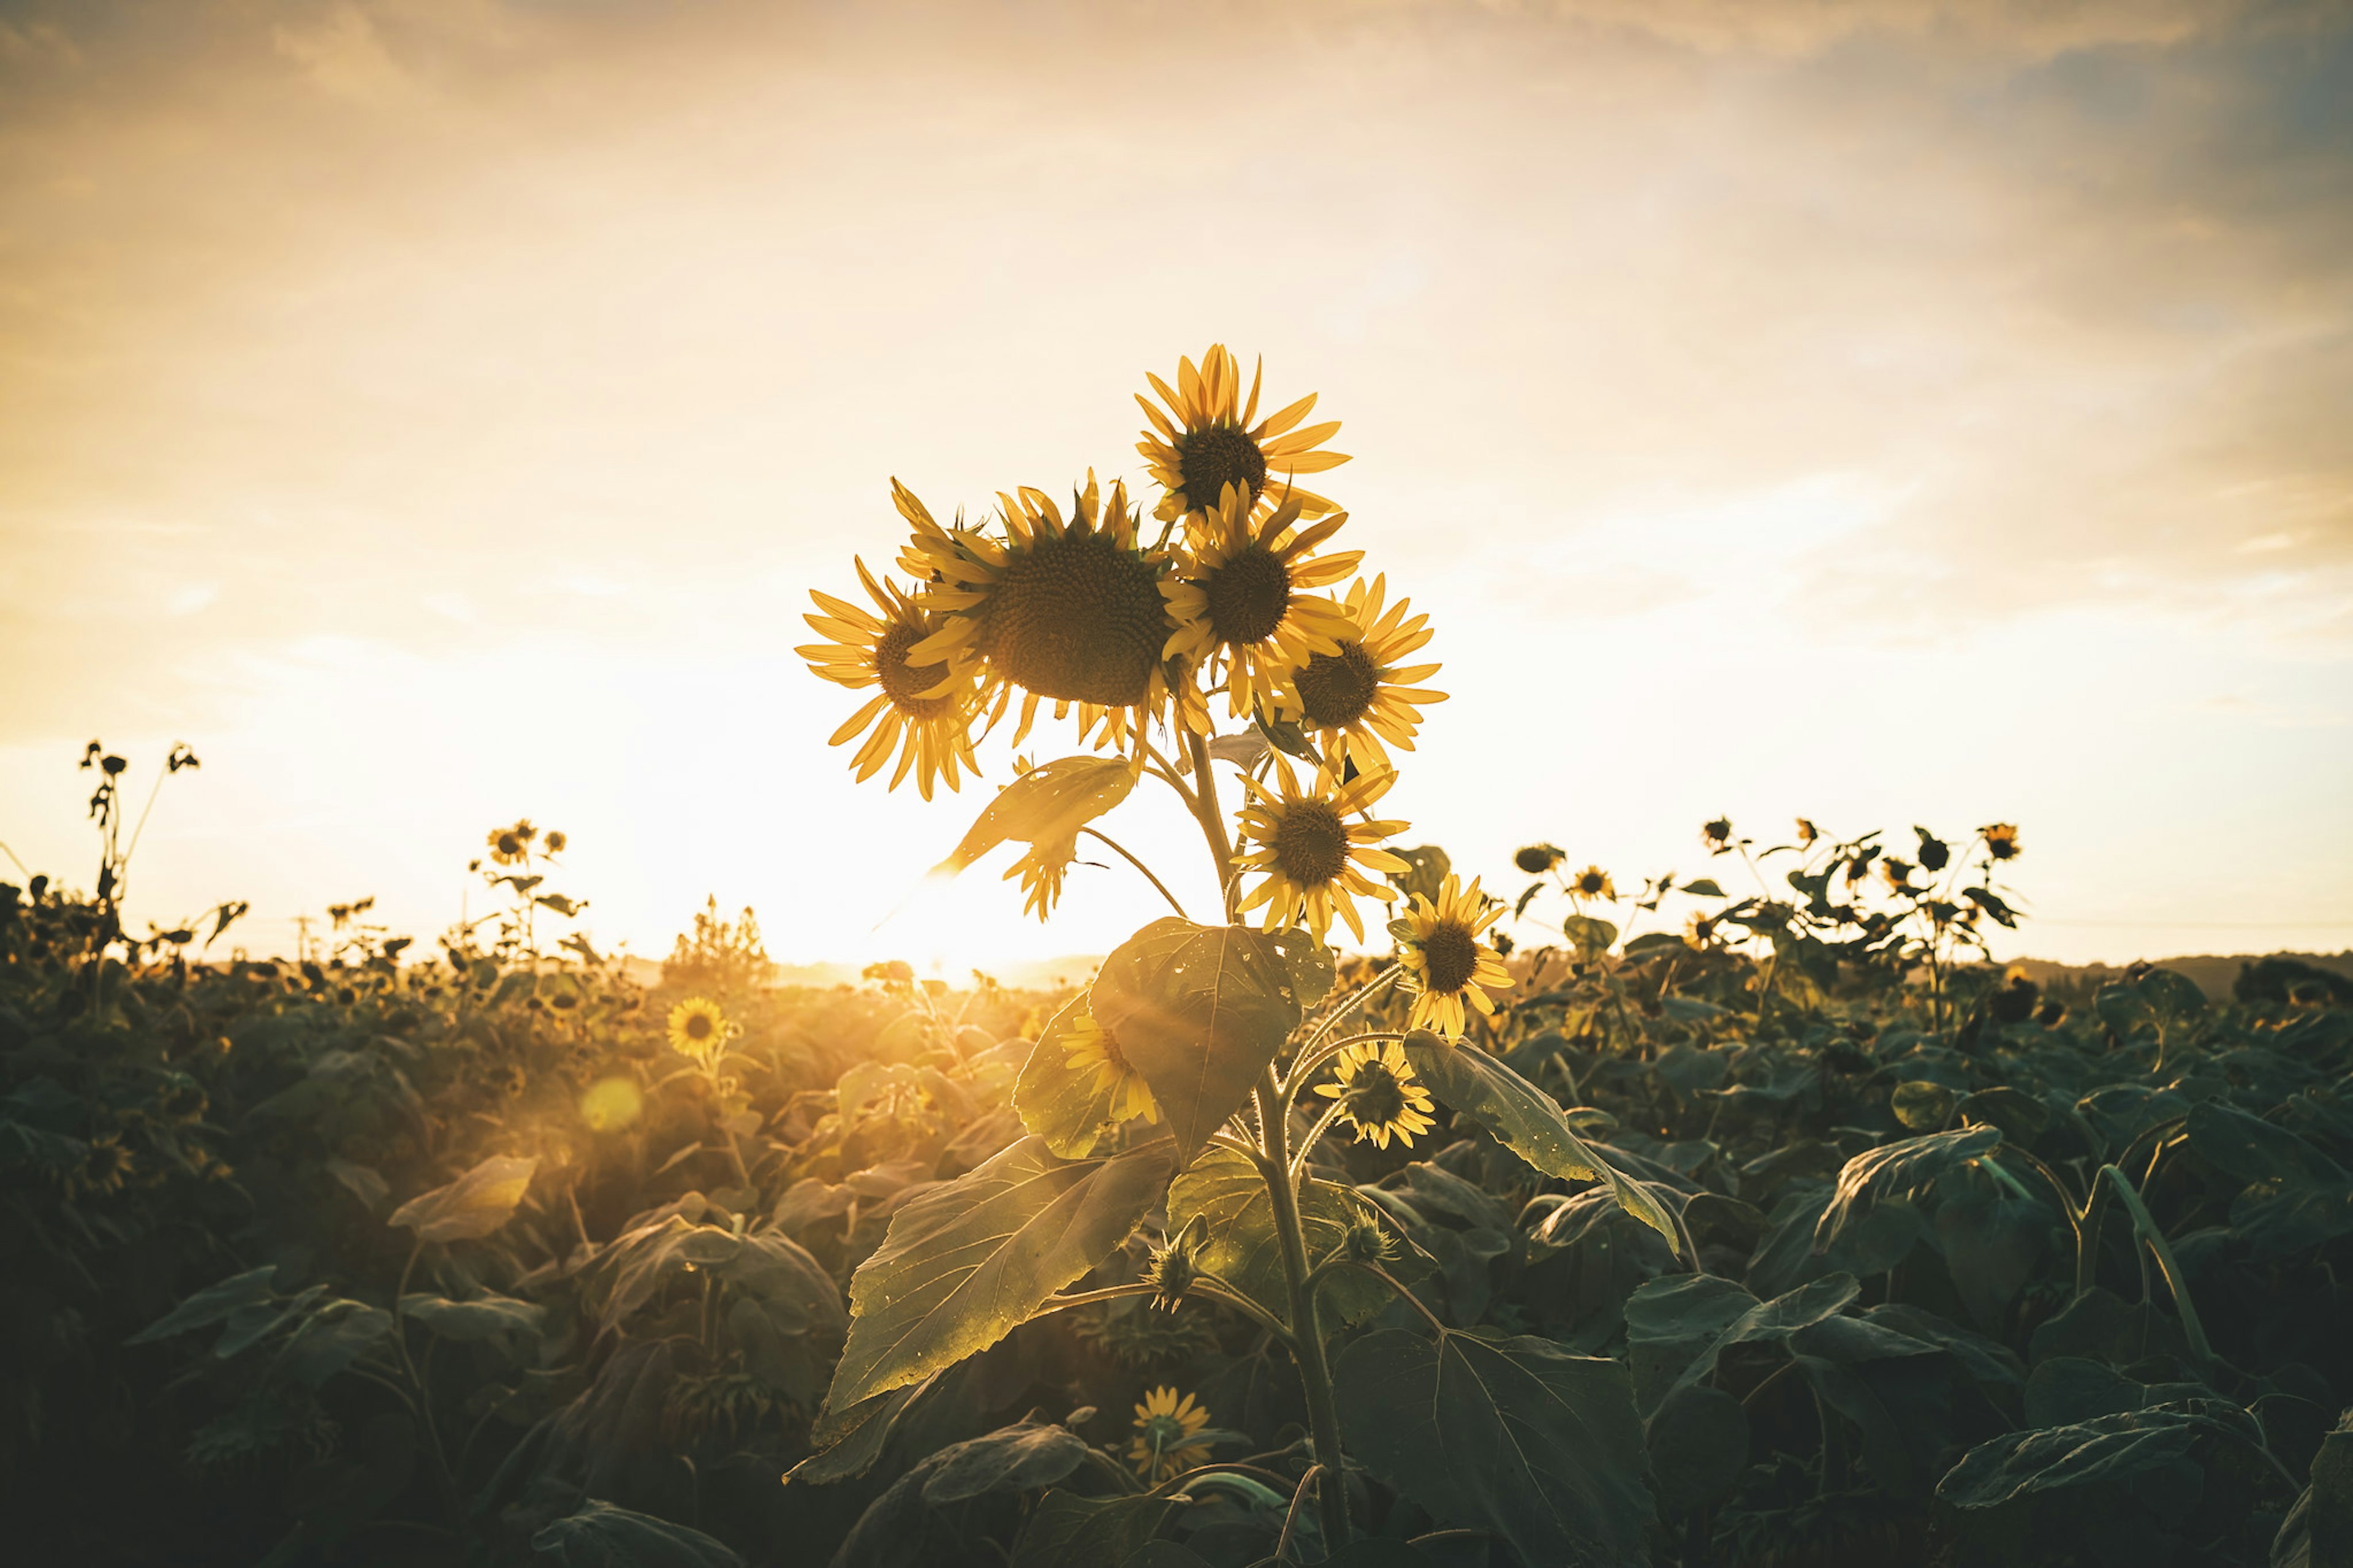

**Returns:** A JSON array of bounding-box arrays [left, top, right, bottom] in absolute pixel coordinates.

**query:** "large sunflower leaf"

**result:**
[[1009, 1489, 1184, 1568], [390, 1154, 539, 1244], [824, 1134, 1173, 1412], [531, 1499, 745, 1567], [1401, 1032, 1678, 1251], [933, 756, 1136, 877], [1093, 920, 1301, 1165], [1164, 1143, 1398, 1330], [1334, 1328, 1653, 1568], [1813, 1127, 1999, 1249], [1013, 995, 1121, 1159]]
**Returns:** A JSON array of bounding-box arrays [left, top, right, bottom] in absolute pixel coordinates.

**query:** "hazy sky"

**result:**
[[2, 0, 2347, 974]]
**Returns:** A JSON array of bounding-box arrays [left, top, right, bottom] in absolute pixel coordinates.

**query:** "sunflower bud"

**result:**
[[1344, 1210, 1396, 1265]]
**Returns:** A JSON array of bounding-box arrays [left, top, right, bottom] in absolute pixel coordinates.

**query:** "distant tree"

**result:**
[[661, 895, 777, 995]]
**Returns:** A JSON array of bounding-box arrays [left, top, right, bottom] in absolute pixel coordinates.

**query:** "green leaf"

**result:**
[[1335, 1328, 1653, 1568], [1385, 844, 1452, 907], [1092, 920, 1301, 1164], [1648, 1384, 1750, 1512], [1014, 996, 1123, 1158], [1401, 1032, 1678, 1251], [1936, 1407, 2224, 1511], [1813, 1128, 1998, 1249], [1623, 1273, 1760, 1415], [1270, 927, 1336, 1009], [1165, 1143, 1395, 1330], [833, 1420, 1092, 1568], [1664, 1273, 1860, 1403], [2188, 1100, 2346, 1187], [1890, 1080, 1957, 1132], [129, 1265, 279, 1344], [1680, 878, 1727, 898], [1560, 914, 1618, 956], [933, 756, 1137, 877], [1010, 1490, 1183, 1568], [825, 1134, 1173, 1412], [398, 1293, 545, 1357], [390, 1154, 539, 1244], [532, 1500, 745, 1567]]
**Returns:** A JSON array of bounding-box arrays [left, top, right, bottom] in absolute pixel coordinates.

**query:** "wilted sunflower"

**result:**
[[486, 820, 536, 866], [1395, 874, 1512, 1039], [1700, 816, 1733, 850], [1794, 817, 1820, 847], [1314, 1039, 1436, 1150], [1272, 575, 1444, 775], [904, 474, 1173, 754], [1136, 345, 1346, 524], [1569, 865, 1616, 901], [797, 556, 982, 801], [1162, 485, 1361, 725], [1063, 1005, 1159, 1126], [1128, 1387, 1213, 1482], [667, 998, 727, 1060], [1515, 843, 1564, 874], [1982, 822, 2021, 861], [1234, 759, 1410, 942]]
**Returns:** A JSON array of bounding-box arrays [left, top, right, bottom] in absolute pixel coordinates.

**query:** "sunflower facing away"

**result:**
[[1063, 1004, 1159, 1126], [1273, 574, 1445, 775], [1315, 1039, 1436, 1150], [1396, 873, 1513, 1039], [1136, 345, 1347, 524], [667, 998, 727, 1061], [1128, 1387, 1213, 1482], [796, 555, 982, 801], [903, 473, 1173, 754], [1161, 484, 1362, 725], [1234, 759, 1411, 943]]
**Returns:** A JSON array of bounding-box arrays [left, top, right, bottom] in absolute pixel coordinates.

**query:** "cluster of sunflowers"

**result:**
[[799, 346, 1515, 1150]]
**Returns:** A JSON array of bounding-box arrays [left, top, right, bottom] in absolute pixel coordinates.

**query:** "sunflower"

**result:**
[[1514, 843, 1564, 874], [1128, 1387, 1213, 1482], [1794, 817, 1820, 847], [1135, 345, 1347, 524], [1569, 865, 1615, 901], [1982, 822, 2021, 861], [1313, 1039, 1436, 1150], [1395, 874, 1512, 1040], [1881, 857, 1914, 892], [1161, 485, 1362, 725], [797, 555, 982, 801], [1272, 575, 1445, 775], [903, 473, 1173, 754], [667, 998, 727, 1061], [1700, 816, 1733, 850], [1234, 759, 1411, 942], [486, 820, 536, 866], [1062, 1005, 1159, 1126]]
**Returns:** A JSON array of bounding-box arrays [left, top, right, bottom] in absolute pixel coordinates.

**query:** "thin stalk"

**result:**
[[1256, 1071, 1351, 1550], [1284, 1031, 1408, 1099], [1287, 1100, 1349, 1181], [2100, 1164, 2218, 1377], [1184, 730, 1242, 922], [1194, 1280, 1300, 1349], [1080, 827, 1191, 920], [1272, 1464, 1322, 1564], [1301, 964, 1401, 1053], [390, 1240, 464, 1534], [1331, 1259, 1448, 1337]]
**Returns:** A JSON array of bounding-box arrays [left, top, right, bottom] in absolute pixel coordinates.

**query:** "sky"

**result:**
[[1, 0, 2348, 976]]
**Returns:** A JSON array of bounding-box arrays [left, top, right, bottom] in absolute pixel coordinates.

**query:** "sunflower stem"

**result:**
[[1283, 1030, 1407, 1099], [1255, 1070, 1351, 1550], [1287, 1099, 1351, 1182], [1183, 729, 1242, 923], [1078, 827, 1191, 920], [1300, 963, 1400, 1055]]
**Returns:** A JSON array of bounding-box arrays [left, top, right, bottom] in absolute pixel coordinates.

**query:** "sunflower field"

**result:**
[[7, 347, 2352, 1568]]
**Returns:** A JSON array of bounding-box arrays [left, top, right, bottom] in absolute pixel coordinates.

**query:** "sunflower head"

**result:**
[[542, 830, 567, 855], [487, 820, 536, 866], [1161, 485, 1362, 723], [798, 555, 982, 800], [1982, 822, 2021, 861], [1570, 865, 1615, 901], [1343, 1206, 1398, 1264], [667, 997, 727, 1061], [1063, 1004, 1159, 1126], [1127, 1387, 1213, 1482], [1275, 574, 1445, 775], [1234, 759, 1411, 942], [1881, 858, 1913, 892], [1700, 816, 1733, 850], [1917, 833, 1951, 873], [1685, 911, 1719, 950], [1143, 1216, 1208, 1312], [1135, 345, 1347, 524], [1514, 843, 1564, 874], [1313, 1039, 1436, 1151], [1794, 817, 1820, 847], [1395, 873, 1512, 1039]]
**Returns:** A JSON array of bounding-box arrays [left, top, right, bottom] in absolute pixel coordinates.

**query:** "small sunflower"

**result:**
[[1234, 759, 1411, 942], [1982, 822, 2021, 861], [1684, 911, 1719, 949], [1569, 865, 1615, 901], [1128, 1387, 1213, 1482], [1272, 575, 1445, 775], [1395, 874, 1512, 1040], [1314, 1039, 1436, 1151], [1514, 843, 1565, 874], [1162, 485, 1362, 725], [667, 997, 727, 1061], [1794, 817, 1820, 847], [486, 820, 536, 866], [1063, 1005, 1159, 1126], [797, 555, 982, 801], [1700, 816, 1733, 850], [1135, 345, 1347, 524], [1881, 858, 1914, 892], [542, 830, 567, 855], [903, 473, 1173, 754]]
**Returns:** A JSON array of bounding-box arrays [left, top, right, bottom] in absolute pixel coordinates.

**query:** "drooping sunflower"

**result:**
[[903, 473, 1173, 754], [1272, 575, 1445, 775], [1162, 485, 1362, 725], [1062, 1005, 1159, 1126], [667, 998, 727, 1061], [1314, 1039, 1436, 1151], [1234, 759, 1411, 942], [1136, 345, 1347, 524], [1569, 865, 1615, 901], [1127, 1387, 1213, 1482], [796, 555, 982, 801], [1395, 874, 1513, 1040]]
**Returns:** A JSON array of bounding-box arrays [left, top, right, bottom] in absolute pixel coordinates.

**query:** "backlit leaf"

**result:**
[[1092, 920, 1300, 1164], [933, 756, 1135, 878], [390, 1154, 539, 1244]]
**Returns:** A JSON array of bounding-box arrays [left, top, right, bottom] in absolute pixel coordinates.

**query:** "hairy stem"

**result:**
[[1256, 1071, 1351, 1550]]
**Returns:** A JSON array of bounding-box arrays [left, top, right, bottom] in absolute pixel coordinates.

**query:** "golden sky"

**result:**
[[2, 0, 2348, 972]]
